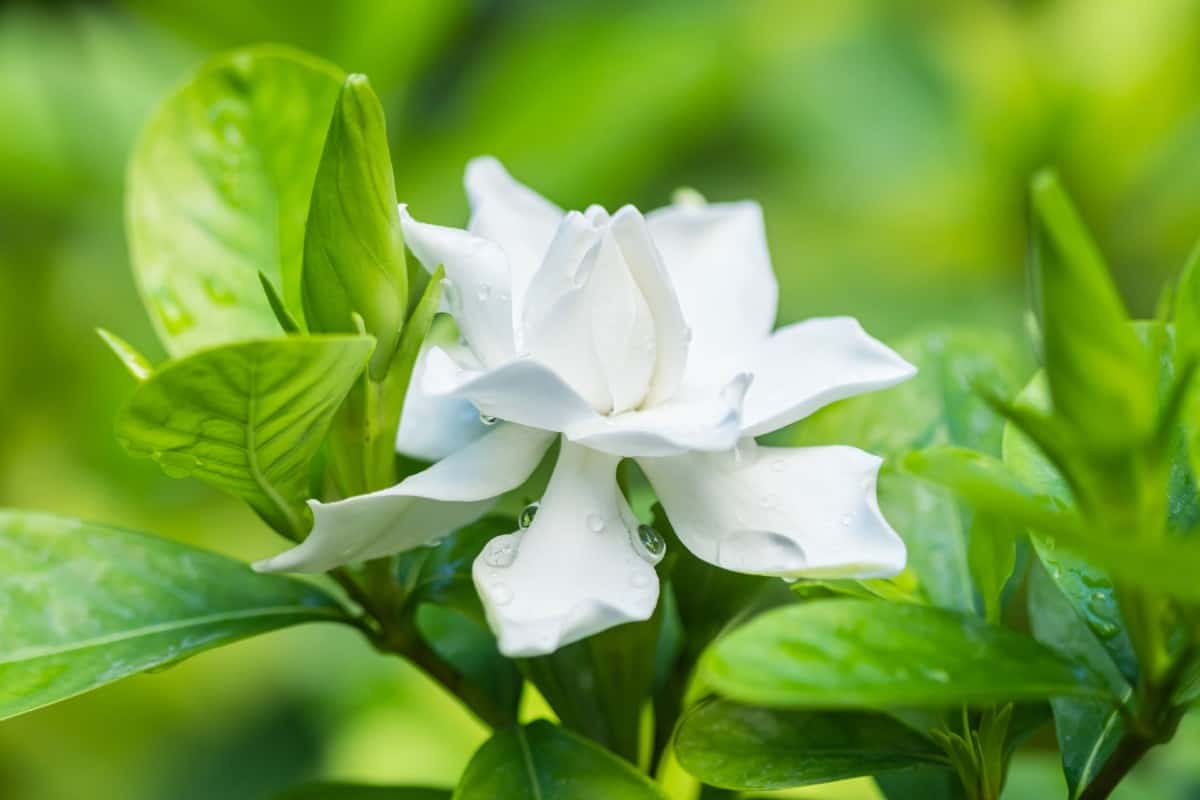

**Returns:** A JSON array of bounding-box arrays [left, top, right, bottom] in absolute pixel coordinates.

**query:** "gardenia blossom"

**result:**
[[256, 158, 916, 657]]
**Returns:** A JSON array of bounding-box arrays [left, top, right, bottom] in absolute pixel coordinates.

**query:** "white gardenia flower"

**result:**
[[256, 157, 916, 657]]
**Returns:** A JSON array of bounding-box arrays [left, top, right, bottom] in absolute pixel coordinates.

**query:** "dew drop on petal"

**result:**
[[479, 412, 498, 426], [770, 458, 787, 473], [759, 493, 778, 510], [484, 537, 518, 568], [632, 524, 666, 564], [586, 513, 606, 533], [519, 502, 540, 529], [490, 583, 513, 606]]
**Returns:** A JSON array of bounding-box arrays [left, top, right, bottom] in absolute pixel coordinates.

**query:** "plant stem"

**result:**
[[1076, 733, 1156, 800]]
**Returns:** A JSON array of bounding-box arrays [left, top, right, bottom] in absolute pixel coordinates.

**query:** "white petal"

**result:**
[[646, 200, 777, 369], [395, 347, 489, 461], [520, 212, 610, 410], [473, 441, 659, 657], [255, 424, 555, 573], [610, 206, 689, 406], [736, 317, 916, 437], [588, 228, 656, 413], [422, 346, 601, 434], [565, 374, 751, 458], [465, 156, 564, 322], [400, 206, 515, 366], [638, 441, 906, 578]]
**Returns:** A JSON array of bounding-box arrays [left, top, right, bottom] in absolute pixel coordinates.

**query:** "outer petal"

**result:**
[[400, 206, 515, 366], [565, 374, 752, 458], [610, 205, 689, 406], [255, 424, 555, 573], [395, 346, 489, 461], [473, 442, 660, 657], [646, 200, 777, 368], [735, 317, 916, 436], [465, 156, 564, 322], [638, 441, 906, 578], [422, 346, 600, 434]]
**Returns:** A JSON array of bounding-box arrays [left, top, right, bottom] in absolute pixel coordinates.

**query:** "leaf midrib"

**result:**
[[245, 350, 305, 538], [0, 604, 340, 664]]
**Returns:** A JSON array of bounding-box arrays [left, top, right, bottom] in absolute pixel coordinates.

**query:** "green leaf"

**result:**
[[1027, 565, 1133, 799], [116, 336, 373, 539], [453, 721, 665, 800], [416, 604, 521, 722], [128, 45, 343, 355], [788, 328, 1027, 614], [1029, 170, 1155, 449], [702, 599, 1108, 709], [905, 446, 1200, 602], [302, 74, 407, 380], [966, 512, 1017, 624], [96, 328, 153, 380], [260, 272, 301, 334], [276, 783, 449, 799], [674, 699, 946, 791], [0, 510, 346, 721]]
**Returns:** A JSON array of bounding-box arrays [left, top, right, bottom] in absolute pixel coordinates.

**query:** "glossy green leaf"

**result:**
[[788, 328, 1026, 613], [703, 599, 1108, 709], [128, 45, 343, 355], [966, 512, 1016, 624], [453, 721, 665, 800], [905, 446, 1200, 602], [116, 336, 373, 539], [276, 783, 449, 799], [0, 510, 347, 721], [1028, 565, 1133, 799], [1029, 170, 1155, 449], [674, 699, 946, 791], [416, 605, 521, 723], [302, 74, 406, 380]]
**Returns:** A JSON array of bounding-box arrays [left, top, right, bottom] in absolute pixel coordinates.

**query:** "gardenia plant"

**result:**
[[257, 156, 916, 656], [5, 44, 1200, 800]]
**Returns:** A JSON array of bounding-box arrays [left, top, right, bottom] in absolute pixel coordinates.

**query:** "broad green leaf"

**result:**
[[1029, 170, 1155, 449], [116, 336, 373, 539], [96, 328, 153, 380], [1028, 565, 1132, 799], [453, 721, 665, 800], [128, 45, 343, 355], [702, 599, 1108, 709], [966, 512, 1017, 624], [675, 699, 947, 791], [905, 447, 1200, 602], [276, 783, 449, 799], [0, 510, 346, 721], [303, 74, 407, 380], [788, 328, 1026, 613], [416, 605, 521, 723], [876, 766, 964, 800]]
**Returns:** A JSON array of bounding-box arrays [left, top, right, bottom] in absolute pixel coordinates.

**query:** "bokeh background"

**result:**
[[3, 1, 1200, 798]]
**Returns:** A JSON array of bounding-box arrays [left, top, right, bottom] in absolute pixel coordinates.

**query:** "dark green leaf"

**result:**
[[276, 783, 449, 799], [453, 721, 665, 800], [0, 510, 347, 721], [116, 336, 373, 539], [128, 45, 343, 355], [416, 604, 522, 722], [1029, 170, 1155, 449], [675, 699, 946, 791], [1028, 564, 1133, 799], [788, 328, 1027, 613], [702, 599, 1108, 708], [302, 74, 406, 380]]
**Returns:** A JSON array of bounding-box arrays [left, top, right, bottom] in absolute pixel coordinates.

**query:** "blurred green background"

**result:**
[[3, 1, 1200, 798]]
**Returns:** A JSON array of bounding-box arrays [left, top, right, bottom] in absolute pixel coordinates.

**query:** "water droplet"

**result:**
[[927, 668, 950, 683], [423, 536, 443, 548], [586, 513, 606, 533], [490, 583, 513, 606], [760, 493, 778, 510], [630, 570, 651, 588], [484, 537, 518, 568], [202, 275, 237, 305], [770, 458, 786, 473], [479, 413, 498, 426], [477, 283, 491, 302], [632, 524, 666, 564], [155, 288, 194, 335], [519, 502, 540, 529], [1095, 621, 1120, 640]]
